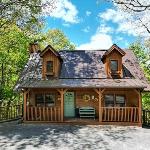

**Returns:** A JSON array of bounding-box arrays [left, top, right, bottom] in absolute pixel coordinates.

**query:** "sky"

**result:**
[[43, 0, 138, 50]]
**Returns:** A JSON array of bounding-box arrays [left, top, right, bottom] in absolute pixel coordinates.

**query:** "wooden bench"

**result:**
[[79, 107, 95, 119]]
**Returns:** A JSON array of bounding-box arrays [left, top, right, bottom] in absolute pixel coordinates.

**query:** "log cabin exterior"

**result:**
[[15, 44, 150, 126]]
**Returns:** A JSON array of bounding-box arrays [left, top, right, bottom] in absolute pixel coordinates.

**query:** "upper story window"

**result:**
[[110, 60, 118, 73], [46, 61, 53, 73]]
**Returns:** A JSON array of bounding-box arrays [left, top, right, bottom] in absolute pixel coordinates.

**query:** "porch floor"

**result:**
[[64, 118, 99, 125]]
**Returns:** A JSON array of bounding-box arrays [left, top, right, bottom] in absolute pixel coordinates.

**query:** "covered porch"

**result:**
[[23, 88, 142, 126]]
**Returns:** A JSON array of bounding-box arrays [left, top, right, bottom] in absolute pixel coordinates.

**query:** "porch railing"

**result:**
[[26, 106, 61, 122], [143, 110, 150, 126], [0, 105, 22, 121], [102, 107, 139, 122]]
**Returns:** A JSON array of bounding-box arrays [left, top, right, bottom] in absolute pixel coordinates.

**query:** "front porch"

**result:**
[[25, 106, 140, 125], [23, 88, 142, 126]]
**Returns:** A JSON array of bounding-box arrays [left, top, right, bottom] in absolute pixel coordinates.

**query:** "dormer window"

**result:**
[[101, 44, 126, 79], [40, 45, 63, 79], [110, 60, 118, 73], [46, 61, 54, 78], [46, 61, 53, 73]]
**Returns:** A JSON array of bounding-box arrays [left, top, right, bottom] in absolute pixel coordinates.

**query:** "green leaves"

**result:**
[[40, 29, 76, 51], [129, 42, 150, 109], [0, 24, 30, 101]]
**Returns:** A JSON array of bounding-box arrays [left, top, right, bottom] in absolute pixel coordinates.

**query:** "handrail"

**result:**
[[101, 107, 139, 122]]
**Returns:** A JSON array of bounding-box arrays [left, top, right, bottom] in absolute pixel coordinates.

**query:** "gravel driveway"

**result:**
[[0, 121, 150, 150]]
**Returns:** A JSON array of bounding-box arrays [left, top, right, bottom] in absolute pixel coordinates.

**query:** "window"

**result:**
[[116, 95, 125, 107], [105, 95, 114, 107], [45, 94, 55, 106], [104, 94, 125, 107], [46, 61, 53, 73], [110, 60, 118, 72], [36, 94, 44, 105], [36, 93, 55, 106]]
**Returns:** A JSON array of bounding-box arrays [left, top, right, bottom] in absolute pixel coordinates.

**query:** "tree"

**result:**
[[0, 24, 31, 103], [111, 0, 150, 12], [129, 42, 150, 109], [0, 0, 56, 34], [0, 27, 75, 104], [109, 0, 150, 35], [41, 29, 75, 50]]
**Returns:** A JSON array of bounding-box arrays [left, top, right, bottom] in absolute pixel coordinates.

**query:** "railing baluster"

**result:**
[[47, 107, 49, 121], [39, 107, 42, 121], [43, 107, 46, 121], [51, 107, 53, 121], [111, 108, 113, 121], [121, 108, 124, 122], [124, 108, 127, 122], [31, 107, 33, 121], [54, 107, 57, 121], [35, 107, 37, 121], [114, 107, 117, 121], [130, 107, 133, 122]]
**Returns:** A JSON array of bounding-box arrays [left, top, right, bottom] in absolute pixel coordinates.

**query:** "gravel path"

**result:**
[[0, 121, 150, 150]]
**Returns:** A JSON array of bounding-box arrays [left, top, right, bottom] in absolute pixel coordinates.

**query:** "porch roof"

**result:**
[[20, 78, 146, 89]]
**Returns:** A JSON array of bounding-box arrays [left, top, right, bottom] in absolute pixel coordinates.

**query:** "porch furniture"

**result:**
[[79, 107, 95, 119]]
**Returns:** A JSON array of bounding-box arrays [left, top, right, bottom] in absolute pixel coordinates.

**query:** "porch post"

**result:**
[[138, 91, 142, 126], [60, 90, 64, 122], [94, 88, 104, 123], [23, 90, 27, 121], [57, 89, 68, 122], [99, 91, 102, 122], [134, 89, 142, 126]]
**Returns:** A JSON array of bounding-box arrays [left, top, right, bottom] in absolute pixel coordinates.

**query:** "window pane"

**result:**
[[116, 95, 125, 107], [46, 61, 53, 72], [36, 94, 44, 105], [105, 95, 114, 107], [45, 94, 55, 106], [110, 60, 118, 71]]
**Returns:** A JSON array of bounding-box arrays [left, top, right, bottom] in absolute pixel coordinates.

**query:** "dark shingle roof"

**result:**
[[14, 49, 150, 91], [19, 79, 146, 89]]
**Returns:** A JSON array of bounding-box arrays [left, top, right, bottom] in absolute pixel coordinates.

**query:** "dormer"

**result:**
[[102, 44, 126, 78], [40, 45, 62, 79]]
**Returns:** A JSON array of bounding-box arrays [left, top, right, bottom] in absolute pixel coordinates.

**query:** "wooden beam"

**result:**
[[138, 91, 142, 126], [57, 88, 68, 122], [94, 89, 99, 95], [93, 88, 105, 123], [99, 90, 102, 122], [134, 89, 142, 126], [134, 89, 139, 95], [23, 90, 27, 121]]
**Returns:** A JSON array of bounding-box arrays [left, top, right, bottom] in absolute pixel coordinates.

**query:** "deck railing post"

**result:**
[[143, 110, 145, 124]]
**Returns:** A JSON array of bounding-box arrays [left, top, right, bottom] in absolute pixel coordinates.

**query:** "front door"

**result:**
[[64, 92, 75, 117]]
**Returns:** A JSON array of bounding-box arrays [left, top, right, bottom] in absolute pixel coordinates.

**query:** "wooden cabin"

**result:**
[[15, 44, 150, 126]]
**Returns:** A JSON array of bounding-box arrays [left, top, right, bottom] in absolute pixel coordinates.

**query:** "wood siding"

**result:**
[[104, 50, 123, 78], [24, 88, 141, 125], [42, 50, 61, 79]]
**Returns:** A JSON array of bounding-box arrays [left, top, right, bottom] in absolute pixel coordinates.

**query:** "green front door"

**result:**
[[64, 92, 75, 117]]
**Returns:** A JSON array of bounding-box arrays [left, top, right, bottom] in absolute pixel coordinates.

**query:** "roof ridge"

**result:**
[[59, 50, 107, 52]]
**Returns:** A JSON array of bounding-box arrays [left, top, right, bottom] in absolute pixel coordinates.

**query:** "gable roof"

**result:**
[[101, 44, 126, 61], [14, 48, 150, 92], [40, 45, 62, 61]]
